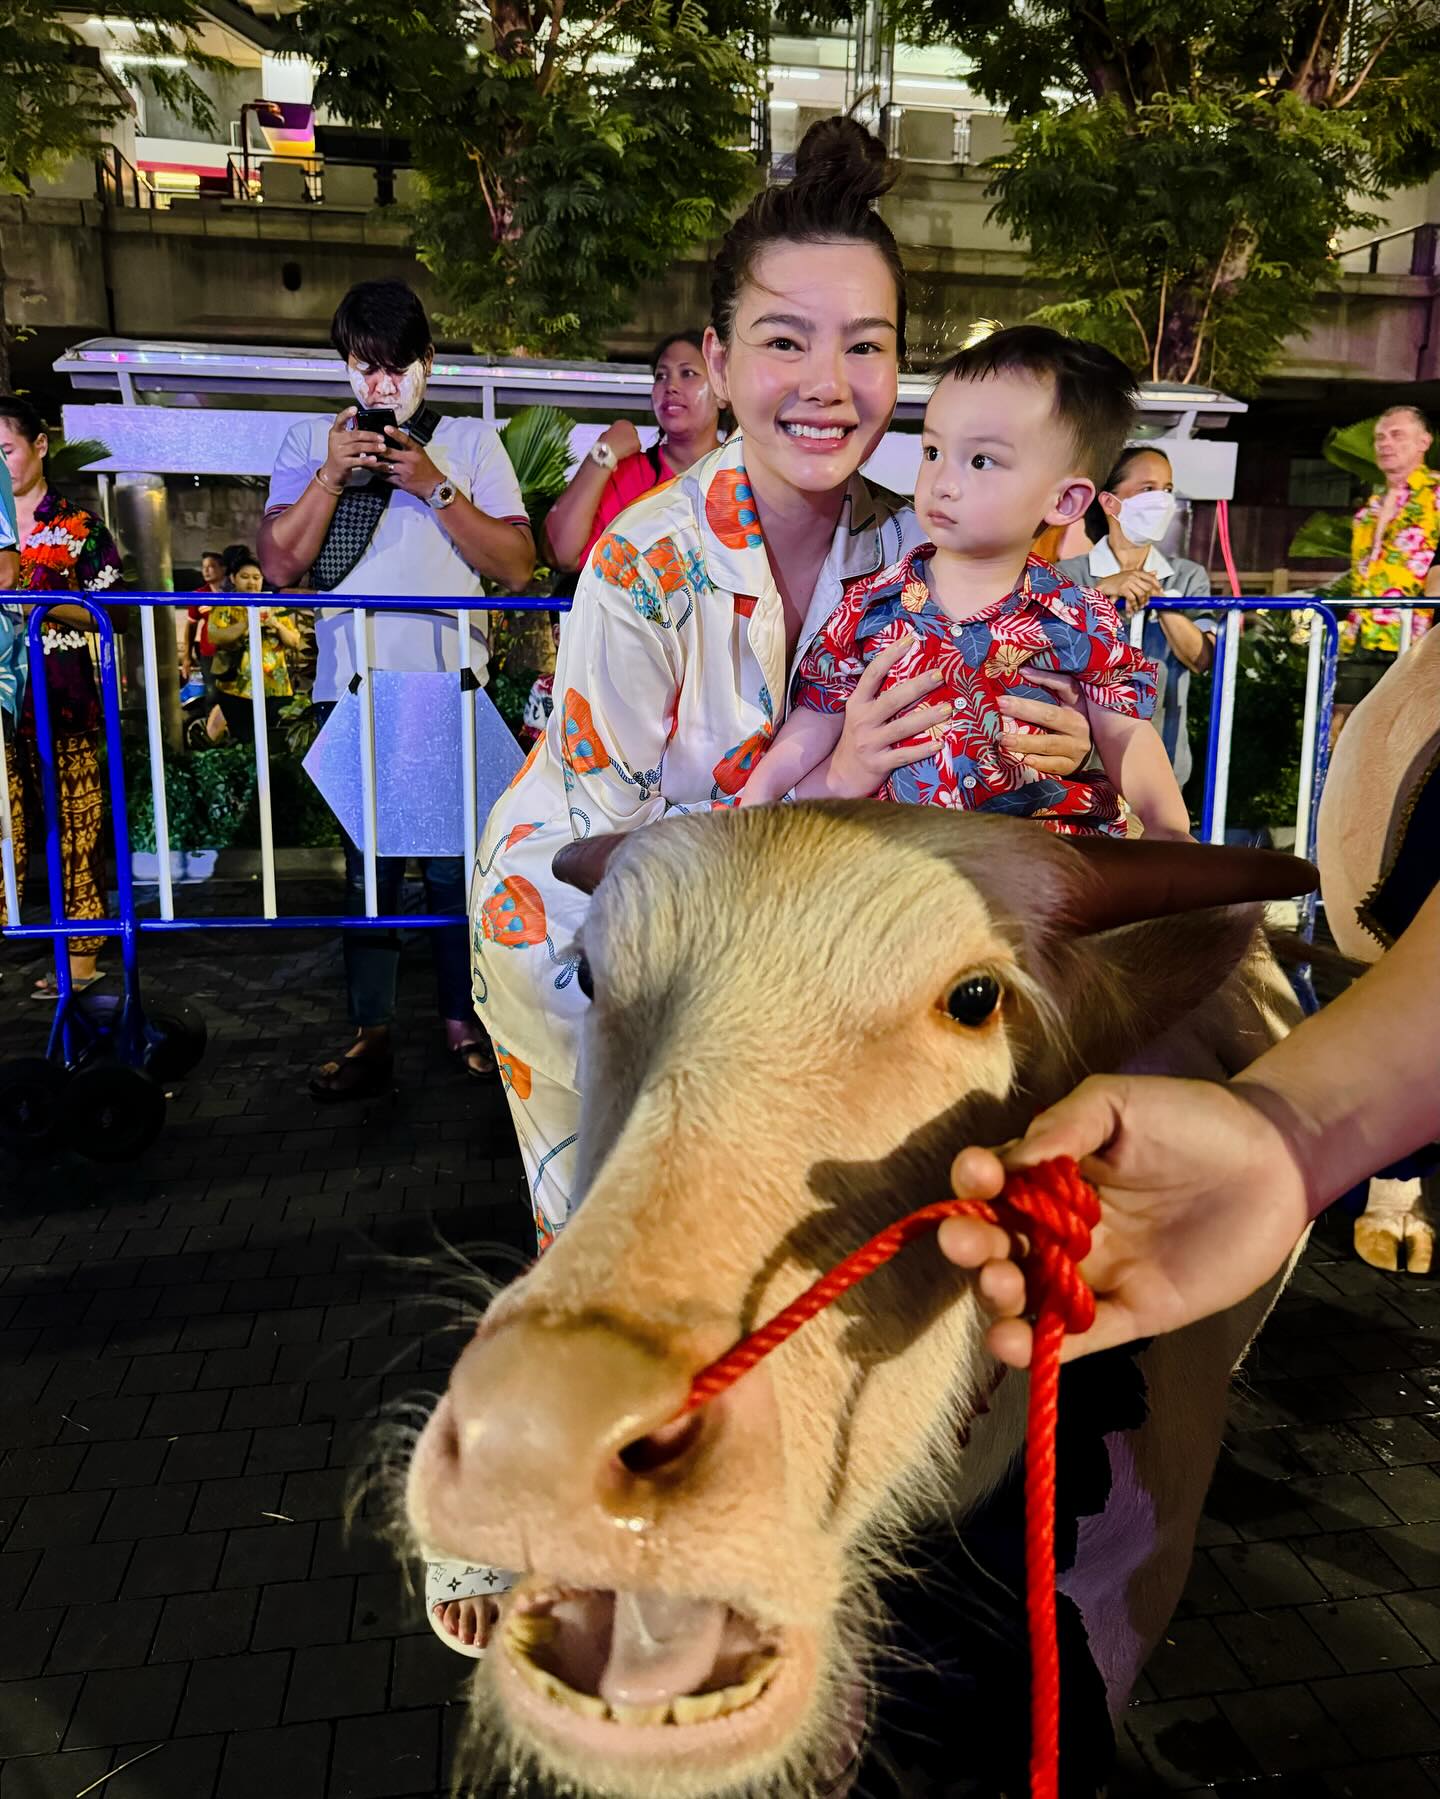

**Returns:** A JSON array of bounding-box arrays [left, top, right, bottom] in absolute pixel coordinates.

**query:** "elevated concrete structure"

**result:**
[[6, 163, 1437, 399]]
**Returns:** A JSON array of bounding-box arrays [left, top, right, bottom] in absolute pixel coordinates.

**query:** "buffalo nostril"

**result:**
[[616, 1408, 704, 1478]]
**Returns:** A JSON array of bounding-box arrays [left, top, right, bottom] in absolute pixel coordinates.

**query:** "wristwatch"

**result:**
[[427, 479, 458, 511], [589, 440, 618, 472]]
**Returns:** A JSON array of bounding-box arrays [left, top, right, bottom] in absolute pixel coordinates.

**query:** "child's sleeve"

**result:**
[[793, 609, 866, 714], [1067, 587, 1158, 721]]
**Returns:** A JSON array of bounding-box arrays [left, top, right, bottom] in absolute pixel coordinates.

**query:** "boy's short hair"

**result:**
[[330, 280, 432, 372], [932, 325, 1138, 485]]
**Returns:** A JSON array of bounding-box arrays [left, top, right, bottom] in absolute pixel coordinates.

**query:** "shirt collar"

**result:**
[[692, 433, 890, 600], [1086, 535, 1174, 583]]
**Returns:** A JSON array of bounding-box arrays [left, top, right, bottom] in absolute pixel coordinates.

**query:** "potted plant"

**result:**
[[125, 742, 258, 882], [489, 404, 576, 735]]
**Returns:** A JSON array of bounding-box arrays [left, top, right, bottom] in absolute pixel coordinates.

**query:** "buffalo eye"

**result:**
[[944, 973, 1001, 1028], [576, 955, 594, 1001]]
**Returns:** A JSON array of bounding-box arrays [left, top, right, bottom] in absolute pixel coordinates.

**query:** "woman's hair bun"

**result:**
[[793, 116, 895, 206]]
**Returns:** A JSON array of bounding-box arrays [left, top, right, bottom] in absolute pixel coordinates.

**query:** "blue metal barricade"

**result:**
[[0, 593, 563, 1154], [0, 588, 1349, 1152]]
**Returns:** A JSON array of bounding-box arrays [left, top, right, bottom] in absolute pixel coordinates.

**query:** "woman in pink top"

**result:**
[[542, 329, 725, 572]]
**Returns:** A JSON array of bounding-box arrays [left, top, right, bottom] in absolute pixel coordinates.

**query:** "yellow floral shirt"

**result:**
[[1346, 466, 1438, 652], [209, 607, 295, 697]]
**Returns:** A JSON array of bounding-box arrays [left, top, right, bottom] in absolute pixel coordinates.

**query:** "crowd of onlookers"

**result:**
[[1, 273, 1437, 1069]]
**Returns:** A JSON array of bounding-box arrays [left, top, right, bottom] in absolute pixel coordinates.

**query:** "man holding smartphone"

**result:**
[[259, 279, 535, 1100]]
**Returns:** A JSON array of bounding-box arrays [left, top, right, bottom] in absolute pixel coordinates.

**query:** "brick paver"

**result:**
[[2, 893, 1439, 1795]]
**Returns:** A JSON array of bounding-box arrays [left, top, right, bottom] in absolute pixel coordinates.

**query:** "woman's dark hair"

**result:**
[[331, 280, 433, 371], [0, 395, 46, 444], [650, 330, 705, 371], [1085, 443, 1174, 543], [710, 117, 906, 357]]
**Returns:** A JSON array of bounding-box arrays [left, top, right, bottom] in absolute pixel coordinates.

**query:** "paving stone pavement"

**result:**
[[2, 888, 1439, 1796]]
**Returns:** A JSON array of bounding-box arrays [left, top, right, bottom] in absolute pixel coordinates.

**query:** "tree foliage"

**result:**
[[1, 1, 222, 193], [788, 1, 1440, 393], [0, 2, 223, 385], [285, 0, 763, 356]]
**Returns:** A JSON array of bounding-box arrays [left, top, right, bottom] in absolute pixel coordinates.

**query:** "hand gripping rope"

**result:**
[[682, 1157, 1101, 1799]]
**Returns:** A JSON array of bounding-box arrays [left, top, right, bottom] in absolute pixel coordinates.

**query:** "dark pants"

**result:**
[[342, 838, 475, 1030]]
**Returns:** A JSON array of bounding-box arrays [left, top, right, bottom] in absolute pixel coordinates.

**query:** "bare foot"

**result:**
[[432, 1595, 501, 1650]]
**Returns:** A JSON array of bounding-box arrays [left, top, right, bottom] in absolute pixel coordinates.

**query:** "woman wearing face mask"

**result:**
[[433, 116, 1099, 1665], [1059, 446, 1215, 789], [542, 330, 725, 574]]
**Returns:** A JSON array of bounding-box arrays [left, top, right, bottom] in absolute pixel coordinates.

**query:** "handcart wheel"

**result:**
[[0, 1058, 67, 1155], [67, 1060, 167, 1163], [143, 1001, 208, 1080]]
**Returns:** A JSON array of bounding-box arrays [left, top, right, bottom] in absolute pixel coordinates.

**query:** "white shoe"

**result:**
[[425, 1559, 520, 1660]]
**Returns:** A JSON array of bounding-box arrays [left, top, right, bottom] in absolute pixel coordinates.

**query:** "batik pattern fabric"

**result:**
[[471, 434, 927, 1228], [5, 733, 107, 953], [796, 546, 1156, 836], [18, 489, 122, 736], [1346, 467, 1438, 651]]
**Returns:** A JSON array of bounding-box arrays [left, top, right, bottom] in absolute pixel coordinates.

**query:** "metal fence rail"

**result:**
[[1, 592, 1350, 976]]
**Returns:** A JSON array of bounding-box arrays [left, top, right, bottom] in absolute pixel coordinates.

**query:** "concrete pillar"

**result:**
[[113, 472, 182, 754]]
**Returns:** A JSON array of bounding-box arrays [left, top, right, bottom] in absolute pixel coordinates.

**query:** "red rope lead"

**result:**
[[683, 1156, 1100, 1799]]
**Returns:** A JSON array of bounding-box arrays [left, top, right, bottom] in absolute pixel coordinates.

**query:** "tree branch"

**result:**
[[1285, 0, 1333, 99], [1095, 226, 1152, 365], [1181, 226, 1243, 384], [535, 0, 566, 94], [1153, 265, 1168, 382], [1334, 22, 1400, 108]]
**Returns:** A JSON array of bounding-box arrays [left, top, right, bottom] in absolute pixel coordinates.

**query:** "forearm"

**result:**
[[0, 550, 17, 592], [260, 483, 339, 586], [740, 711, 842, 806], [544, 460, 612, 570], [438, 499, 535, 591], [1096, 711, 1191, 836], [22, 601, 99, 629], [1233, 885, 1440, 1217], [1158, 612, 1214, 672], [207, 620, 247, 648]]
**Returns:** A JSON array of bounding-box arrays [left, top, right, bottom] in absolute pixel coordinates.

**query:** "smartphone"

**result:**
[[353, 406, 397, 439]]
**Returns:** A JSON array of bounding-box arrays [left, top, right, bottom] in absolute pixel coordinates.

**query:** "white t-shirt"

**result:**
[[266, 414, 529, 702]]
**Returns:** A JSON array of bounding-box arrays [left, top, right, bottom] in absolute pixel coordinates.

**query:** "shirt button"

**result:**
[[963, 775, 977, 789], [950, 625, 962, 638]]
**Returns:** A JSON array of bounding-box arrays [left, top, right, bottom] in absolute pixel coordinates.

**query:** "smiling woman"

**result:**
[[435, 115, 1099, 1671]]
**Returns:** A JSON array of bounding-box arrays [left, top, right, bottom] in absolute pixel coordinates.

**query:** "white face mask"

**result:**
[[347, 359, 428, 424], [1115, 489, 1177, 546]]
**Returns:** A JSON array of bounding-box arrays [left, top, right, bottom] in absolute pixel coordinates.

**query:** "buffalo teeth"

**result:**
[[505, 1612, 559, 1651], [672, 1690, 728, 1725], [507, 1640, 782, 1725], [609, 1701, 671, 1727]]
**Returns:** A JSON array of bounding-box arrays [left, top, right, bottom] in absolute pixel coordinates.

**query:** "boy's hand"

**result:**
[[824, 633, 952, 798], [997, 671, 1092, 775]]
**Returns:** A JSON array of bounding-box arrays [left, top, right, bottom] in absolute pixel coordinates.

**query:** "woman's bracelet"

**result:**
[[313, 467, 345, 496]]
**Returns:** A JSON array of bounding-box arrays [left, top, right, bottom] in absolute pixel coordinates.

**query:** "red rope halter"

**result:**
[[682, 1156, 1100, 1799]]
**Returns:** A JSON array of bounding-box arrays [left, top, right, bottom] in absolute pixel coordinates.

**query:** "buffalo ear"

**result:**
[[1023, 903, 1282, 1102], [1061, 838, 1317, 934], [553, 834, 628, 894]]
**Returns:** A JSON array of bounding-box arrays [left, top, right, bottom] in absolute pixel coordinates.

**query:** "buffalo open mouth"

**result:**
[[496, 1583, 794, 1737]]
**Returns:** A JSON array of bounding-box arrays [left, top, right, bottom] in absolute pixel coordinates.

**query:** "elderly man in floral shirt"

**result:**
[[1339, 406, 1438, 730]]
